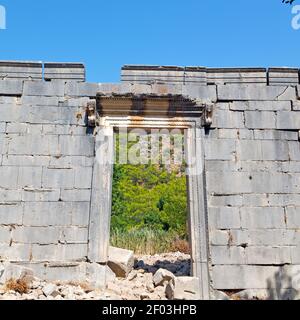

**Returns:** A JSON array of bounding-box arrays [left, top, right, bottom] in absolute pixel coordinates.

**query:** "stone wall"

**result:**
[[122, 65, 300, 297], [1, 61, 300, 297], [206, 86, 300, 294], [0, 62, 110, 285]]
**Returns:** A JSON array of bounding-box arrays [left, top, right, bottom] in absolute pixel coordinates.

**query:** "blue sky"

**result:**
[[0, 0, 299, 82]]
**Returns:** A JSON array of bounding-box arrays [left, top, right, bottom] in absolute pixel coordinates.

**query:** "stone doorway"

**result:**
[[87, 95, 211, 299]]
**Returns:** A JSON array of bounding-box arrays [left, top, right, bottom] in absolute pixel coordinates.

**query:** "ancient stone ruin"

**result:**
[[0, 61, 300, 299]]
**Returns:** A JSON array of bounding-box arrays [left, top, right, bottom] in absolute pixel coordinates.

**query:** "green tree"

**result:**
[[111, 133, 188, 238]]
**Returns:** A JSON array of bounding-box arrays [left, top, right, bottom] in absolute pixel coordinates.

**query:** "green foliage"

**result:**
[[111, 133, 188, 240], [110, 228, 182, 255]]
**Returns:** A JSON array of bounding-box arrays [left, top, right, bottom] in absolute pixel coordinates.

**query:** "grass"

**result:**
[[110, 228, 190, 255], [5, 278, 29, 294]]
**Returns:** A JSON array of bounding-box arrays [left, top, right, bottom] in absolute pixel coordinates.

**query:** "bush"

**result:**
[[5, 278, 29, 294], [111, 163, 188, 236], [111, 133, 189, 254]]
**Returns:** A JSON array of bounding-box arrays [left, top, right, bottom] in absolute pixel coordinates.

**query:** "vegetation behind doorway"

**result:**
[[110, 131, 190, 255]]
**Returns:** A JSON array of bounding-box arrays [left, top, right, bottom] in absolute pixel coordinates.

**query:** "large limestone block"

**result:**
[[65, 82, 101, 97], [108, 246, 134, 278], [212, 109, 245, 129], [86, 263, 116, 289], [153, 268, 175, 287], [244, 111, 276, 129], [0, 80, 23, 95], [23, 80, 65, 97], [166, 276, 201, 300], [211, 246, 246, 265], [232, 288, 300, 300], [217, 84, 296, 101], [277, 111, 300, 130], [0, 263, 33, 285], [230, 100, 291, 111], [211, 265, 298, 290]]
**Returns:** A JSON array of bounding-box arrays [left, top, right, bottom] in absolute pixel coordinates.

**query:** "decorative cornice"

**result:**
[[96, 93, 206, 118]]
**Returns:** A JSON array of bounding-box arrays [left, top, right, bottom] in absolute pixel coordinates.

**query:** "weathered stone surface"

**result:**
[[246, 247, 291, 265], [42, 283, 58, 297], [208, 207, 241, 229], [165, 277, 201, 300], [232, 288, 300, 300], [153, 269, 175, 287], [211, 246, 246, 265], [182, 84, 217, 102], [60, 189, 91, 202], [277, 111, 300, 130], [22, 188, 60, 202], [12, 227, 60, 245], [0, 204, 23, 225], [108, 247, 134, 278], [288, 141, 300, 161], [31, 243, 87, 262], [230, 100, 292, 111], [86, 263, 116, 289], [2, 155, 50, 167], [238, 139, 289, 161], [212, 265, 279, 290], [42, 168, 75, 189], [208, 195, 243, 207], [212, 109, 244, 129], [204, 139, 235, 160], [0, 227, 11, 244], [44, 63, 85, 82], [60, 227, 88, 244], [210, 230, 249, 247], [0, 80, 23, 95], [21, 95, 60, 106], [65, 82, 101, 97], [247, 229, 297, 246], [207, 171, 297, 194], [206, 172, 252, 194], [58, 136, 94, 156], [0, 244, 32, 261], [240, 207, 285, 229], [23, 81, 64, 97], [212, 290, 230, 300], [17, 167, 43, 188], [7, 135, 59, 156], [0, 167, 19, 189], [0, 263, 33, 285], [292, 100, 300, 111], [253, 130, 298, 141], [0, 123, 6, 133], [218, 85, 296, 101], [6, 123, 43, 135], [245, 111, 276, 129], [25, 202, 88, 228], [286, 207, 300, 229]]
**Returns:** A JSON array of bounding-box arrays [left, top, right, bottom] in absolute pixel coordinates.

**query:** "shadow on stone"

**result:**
[[266, 268, 298, 300], [134, 258, 191, 276]]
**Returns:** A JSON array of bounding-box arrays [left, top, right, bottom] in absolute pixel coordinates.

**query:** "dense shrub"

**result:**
[[110, 133, 189, 254], [111, 163, 188, 238]]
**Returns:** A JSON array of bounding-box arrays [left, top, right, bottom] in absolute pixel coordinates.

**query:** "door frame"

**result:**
[[87, 116, 211, 299]]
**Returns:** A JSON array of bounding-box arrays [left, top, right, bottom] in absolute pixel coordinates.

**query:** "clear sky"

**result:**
[[0, 0, 299, 82]]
